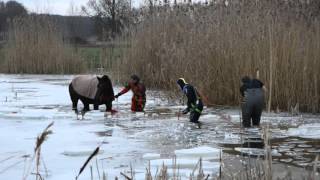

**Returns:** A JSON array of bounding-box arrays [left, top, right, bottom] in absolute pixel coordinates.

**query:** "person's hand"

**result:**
[[182, 108, 189, 114], [114, 94, 120, 98]]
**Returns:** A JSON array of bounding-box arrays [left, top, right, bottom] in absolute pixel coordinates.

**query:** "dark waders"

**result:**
[[190, 100, 203, 123], [241, 88, 264, 127]]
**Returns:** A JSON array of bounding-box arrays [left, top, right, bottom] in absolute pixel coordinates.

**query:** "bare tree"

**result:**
[[82, 0, 131, 40], [68, 0, 80, 16], [0, 0, 27, 32]]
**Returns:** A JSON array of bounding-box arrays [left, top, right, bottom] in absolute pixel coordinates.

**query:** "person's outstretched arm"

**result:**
[[115, 84, 131, 98]]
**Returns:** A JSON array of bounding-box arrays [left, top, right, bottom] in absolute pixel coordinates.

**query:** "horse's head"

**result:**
[[95, 75, 114, 102]]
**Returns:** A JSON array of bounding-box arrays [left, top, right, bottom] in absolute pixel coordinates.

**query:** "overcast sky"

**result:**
[[3, 0, 145, 15], [3, 0, 205, 15]]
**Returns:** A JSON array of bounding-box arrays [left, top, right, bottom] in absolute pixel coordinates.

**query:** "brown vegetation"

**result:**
[[23, 122, 53, 180], [114, 0, 320, 113], [1, 15, 86, 74]]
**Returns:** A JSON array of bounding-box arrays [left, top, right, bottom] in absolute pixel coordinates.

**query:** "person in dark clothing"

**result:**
[[240, 76, 265, 127], [114, 75, 146, 112], [177, 78, 203, 123]]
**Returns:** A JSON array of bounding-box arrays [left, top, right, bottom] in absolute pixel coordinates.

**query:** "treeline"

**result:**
[[0, 1, 27, 32], [114, 0, 320, 113], [0, 0, 123, 74], [0, 0, 135, 75], [0, 1, 26, 41], [0, 1, 96, 43], [0, 1, 89, 74], [0, 0, 128, 43]]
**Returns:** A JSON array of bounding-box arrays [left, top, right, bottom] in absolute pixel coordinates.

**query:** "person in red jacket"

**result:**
[[114, 75, 146, 112]]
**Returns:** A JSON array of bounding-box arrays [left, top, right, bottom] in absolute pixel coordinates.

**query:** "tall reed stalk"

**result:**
[[113, 0, 320, 113]]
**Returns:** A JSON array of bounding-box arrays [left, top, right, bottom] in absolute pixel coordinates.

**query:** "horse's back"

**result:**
[[71, 75, 98, 99]]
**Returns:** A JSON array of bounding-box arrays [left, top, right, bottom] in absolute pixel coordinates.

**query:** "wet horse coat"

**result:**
[[71, 75, 99, 99], [69, 75, 114, 112]]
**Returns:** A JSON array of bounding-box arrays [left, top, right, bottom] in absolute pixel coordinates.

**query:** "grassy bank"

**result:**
[[115, 1, 320, 113], [0, 33, 127, 74], [78, 45, 126, 73]]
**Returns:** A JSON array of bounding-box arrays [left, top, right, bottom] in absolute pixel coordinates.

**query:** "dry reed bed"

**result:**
[[115, 0, 320, 113], [1, 15, 85, 74]]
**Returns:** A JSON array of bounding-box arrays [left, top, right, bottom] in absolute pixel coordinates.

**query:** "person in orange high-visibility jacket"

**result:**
[[114, 75, 146, 112]]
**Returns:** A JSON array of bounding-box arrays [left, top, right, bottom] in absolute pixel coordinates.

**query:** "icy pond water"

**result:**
[[0, 75, 319, 180]]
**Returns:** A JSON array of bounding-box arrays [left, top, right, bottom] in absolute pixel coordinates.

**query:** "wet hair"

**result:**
[[131, 74, 140, 83], [241, 76, 251, 83]]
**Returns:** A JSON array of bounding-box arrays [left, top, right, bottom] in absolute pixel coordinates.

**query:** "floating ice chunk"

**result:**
[[307, 149, 320, 153], [234, 148, 281, 157], [202, 114, 219, 119], [143, 153, 161, 160], [285, 151, 302, 157], [138, 112, 146, 117], [270, 129, 288, 139], [175, 146, 221, 160], [297, 144, 312, 148], [293, 161, 310, 167], [62, 149, 104, 157], [85, 111, 106, 118], [218, 140, 242, 146], [230, 115, 240, 121], [245, 128, 260, 133], [280, 158, 293, 163], [224, 132, 240, 140], [287, 123, 320, 139], [278, 148, 291, 153]]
